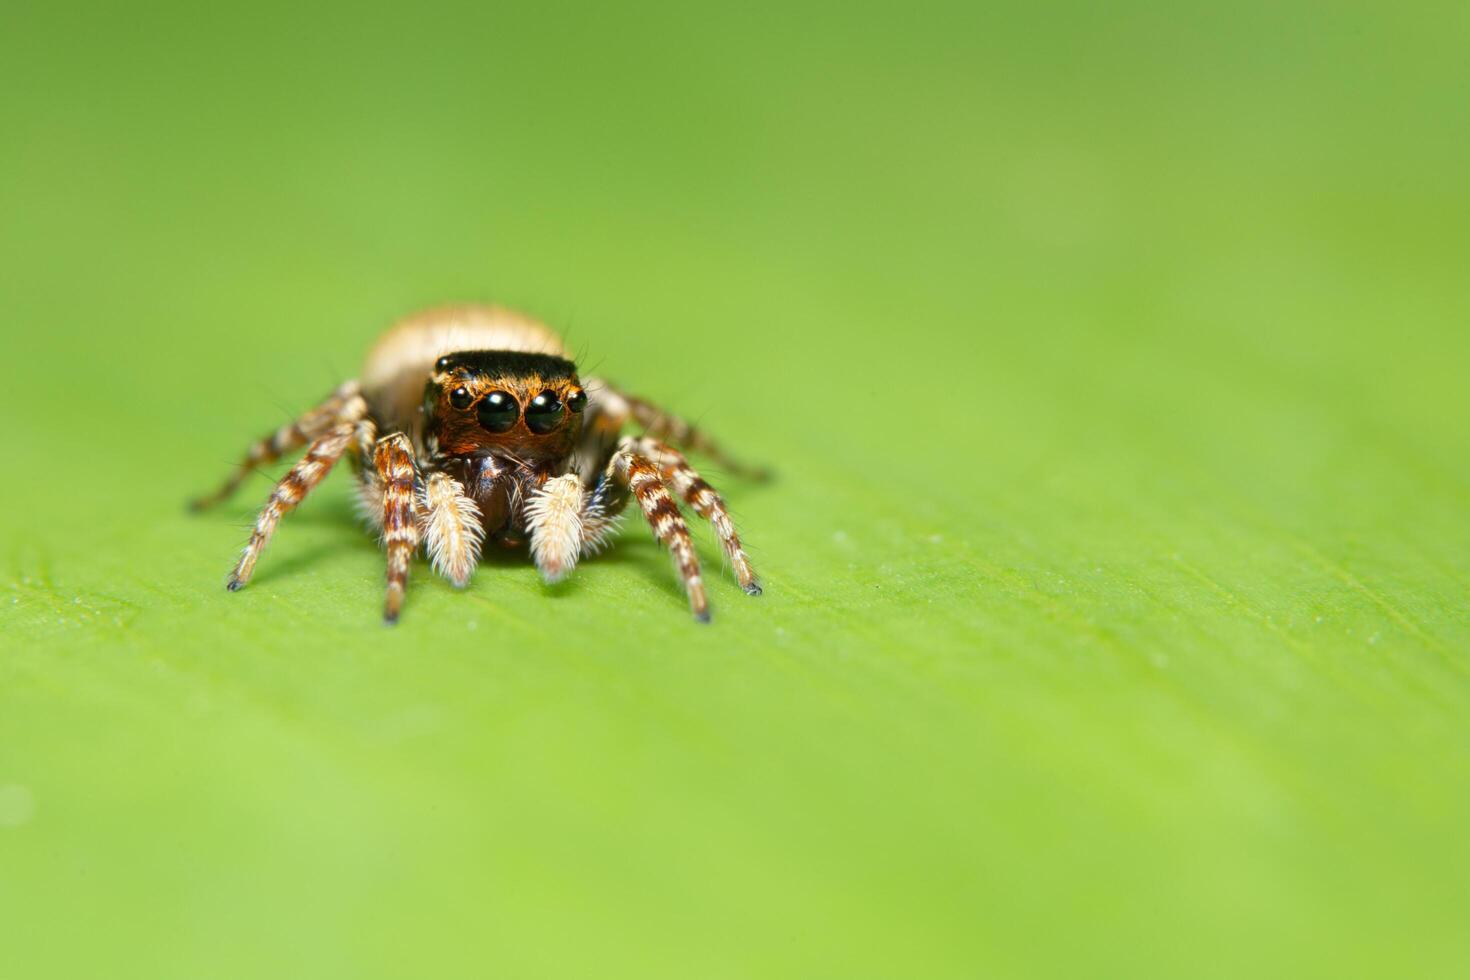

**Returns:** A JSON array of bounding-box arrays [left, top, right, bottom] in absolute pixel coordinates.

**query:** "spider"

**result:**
[[191, 304, 765, 623]]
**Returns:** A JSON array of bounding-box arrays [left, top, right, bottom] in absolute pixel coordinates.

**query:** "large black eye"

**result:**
[[566, 388, 587, 413], [435, 355, 454, 372], [448, 386, 472, 410], [525, 390, 564, 433], [477, 390, 519, 433]]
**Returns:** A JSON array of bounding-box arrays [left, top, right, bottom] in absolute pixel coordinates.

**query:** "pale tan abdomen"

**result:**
[[361, 304, 568, 433]]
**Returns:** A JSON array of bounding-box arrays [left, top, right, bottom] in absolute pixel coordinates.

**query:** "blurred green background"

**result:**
[[2, 1, 1469, 977]]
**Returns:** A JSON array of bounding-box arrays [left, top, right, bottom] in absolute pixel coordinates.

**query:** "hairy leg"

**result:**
[[579, 465, 628, 557], [227, 421, 357, 591], [582, 378, 770, 480], [588, 439, 709, 621], [526, 474, 586, 583], [374, 433, 420, 623], [418, 470, 483, 588], [192, 382, 366, 511], [631, 436, 761, 595]]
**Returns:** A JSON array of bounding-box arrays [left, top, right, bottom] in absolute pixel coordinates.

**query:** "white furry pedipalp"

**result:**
[[527, 474, 585, 583], [418, 472, 484, 587]]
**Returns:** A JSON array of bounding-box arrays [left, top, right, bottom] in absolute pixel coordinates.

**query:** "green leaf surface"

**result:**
[[2, 2, 1469, 977]]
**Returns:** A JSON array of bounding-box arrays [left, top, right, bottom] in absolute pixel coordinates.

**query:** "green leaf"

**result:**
[[2, 2, 1469, 978]]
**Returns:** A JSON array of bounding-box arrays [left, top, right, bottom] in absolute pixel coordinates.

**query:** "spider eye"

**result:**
[[566, 388, 587, 413], [448, 386, 472, 410], [477, 390, 519, 433], [525, 390, 564, 434], [435, 355, 453, 372]]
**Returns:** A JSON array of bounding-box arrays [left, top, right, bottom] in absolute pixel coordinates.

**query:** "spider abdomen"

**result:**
[[361, 304, 567, 436]]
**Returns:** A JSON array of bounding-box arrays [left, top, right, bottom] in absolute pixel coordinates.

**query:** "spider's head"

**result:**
[[426, 351, 588, 461]]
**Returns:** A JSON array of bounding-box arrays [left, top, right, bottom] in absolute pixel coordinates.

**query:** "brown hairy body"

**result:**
[[193, 304, 764, 623]]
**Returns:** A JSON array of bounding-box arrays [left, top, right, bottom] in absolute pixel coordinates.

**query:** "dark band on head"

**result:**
[[437, 350, 577, 380]]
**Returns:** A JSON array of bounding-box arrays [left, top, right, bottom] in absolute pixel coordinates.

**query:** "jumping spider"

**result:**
[[192, 305, 764, 623]]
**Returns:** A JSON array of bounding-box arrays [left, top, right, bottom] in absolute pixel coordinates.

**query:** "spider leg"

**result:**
[[418, 470, 484, 588], [582, 377, 770, 480], [631, 436, 761, 596], [374, 433, 421, 624], [526, 473, 586, 583], [191, 382, 365, 511], [590, 438, 710, 621], [579, 460, 629, 556], [226, 420, 357, 591]]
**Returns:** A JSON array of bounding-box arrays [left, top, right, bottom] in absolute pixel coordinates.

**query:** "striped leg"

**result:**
[[191, 382, 365, 511], [632, 436, 761, 596], [597, 439, 709, 621], [583, 378, 770, 480], [226, 421, 357, 591], [374, 434, 420, 624]]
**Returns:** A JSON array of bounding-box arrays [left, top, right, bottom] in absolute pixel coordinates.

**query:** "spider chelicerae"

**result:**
[[192, 305, 764, 623]]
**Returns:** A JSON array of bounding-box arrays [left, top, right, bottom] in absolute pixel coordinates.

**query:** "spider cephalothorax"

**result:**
[[192, 305, 764, 623]]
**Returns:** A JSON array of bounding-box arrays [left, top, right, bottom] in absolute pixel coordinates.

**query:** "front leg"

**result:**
[[373, 433, 420, 624], [587, 439, 709, 621], [630, 436, 761, 596]]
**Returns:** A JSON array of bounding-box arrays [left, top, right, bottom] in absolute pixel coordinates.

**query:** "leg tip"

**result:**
[[743, 581, 763, 597], [694, 608, 712, 624], [384, 584, 405, 624], [225, 578, 243, 592]]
